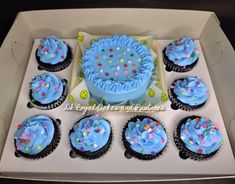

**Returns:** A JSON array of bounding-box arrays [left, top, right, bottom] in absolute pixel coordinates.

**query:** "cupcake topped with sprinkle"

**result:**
[[123, 116, 167, 160], [180, 117, 222, 155], [69, 114, 112, 159], [14, 115, 60, 159], [163, 37, 199, 72]]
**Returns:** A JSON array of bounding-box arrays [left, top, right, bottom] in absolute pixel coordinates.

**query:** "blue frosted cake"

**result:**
[[82, 35, 154, 104]]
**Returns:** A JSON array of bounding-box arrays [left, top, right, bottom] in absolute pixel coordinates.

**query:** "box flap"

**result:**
[[200, 14, 235, 153]]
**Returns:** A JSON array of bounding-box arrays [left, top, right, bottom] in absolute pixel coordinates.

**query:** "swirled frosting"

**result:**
[[37, 35, 68, 65], [125, 117, 167, 155], [82, 35, 154, 93], [70, 115, 111, 152], [172, 76, 208, 106], [180, 117, 222, 154], [30, 73, 64, 104], [165, 37, 199, 66], [14, 115, 55, 155]]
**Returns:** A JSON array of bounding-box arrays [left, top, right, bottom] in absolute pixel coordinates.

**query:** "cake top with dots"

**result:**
[[82, 35, 154, 93]]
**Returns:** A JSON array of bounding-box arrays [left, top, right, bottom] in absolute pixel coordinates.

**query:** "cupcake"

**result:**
[[122, 116, 167, 160], [174, 116, 223, 160], [14, 115, 61, 159], [36, 35, 72, 72], [163, 37, 199, 72], [28, 73, 67, 110], [169, 76, 208, 111], [69, 114, 112, 159]]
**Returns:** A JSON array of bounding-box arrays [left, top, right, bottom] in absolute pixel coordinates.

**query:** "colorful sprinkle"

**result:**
[[124, 64, 128, 67], [132, 137, 137, 143], [37, 145, 42, 150], [95, 56, 99, 60], [132, 64, 136, 67], [116, 66, 120, 70], [161, 138, 165, 143], [202, 123, 207, 129], [83, 132, 87, 137], [183, 130, 189, 134], [97, 63, 102, 67], [22, 133, 27, 137], [108, 59, 112, 63], [80, 147, 84, 151], [128, 60, 132, 64], [132, 70, 137, 74], [137, 57, 142, 62], [54, 88, 59, 92], [127, 48, 130, 52], [109, 55, 113, 58], [130, 53, 134, 57], [61, 56, 65, 59], [116, 47, 120, 50], [213, 137, 218, 143], [214, 123, 220, 130], [45, 83, 50, 88], [189, 140, 194, 144], [20, 139, 25, 143], [200, 140, 206, 145], [105, 72, 109, 76], [122, 51, 126, 55], [124, 70, 128, 75], [93, 144, 98, 148], [156, 122, 160, 126], [180, 136, 185, 140], [119, 58, 124, 63], [109, 49, 113, 52], [42, 92, 46, 96], [198, 134, 204, 139], [25, 140, 30, 145], [197, 148, 203, 153], [87, 127, 91, 132], [148, 133, 154, 139], [101, 49, 105, 52], [16, 146, 21, 151], [100, 69, 103, 73], [114, 71, 118, 76]]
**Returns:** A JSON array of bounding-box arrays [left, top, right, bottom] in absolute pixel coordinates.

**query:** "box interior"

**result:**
[[0, 9, 235, 182]]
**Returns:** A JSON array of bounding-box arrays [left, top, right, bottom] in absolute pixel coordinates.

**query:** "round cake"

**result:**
[[169, 76, 208, 111], [69, 114, 112, 159], [28, 73, 67, 110], [14, 115, 61, 159], [82, 35, 154, 104], [122, 116, 167, 160], [36, 35, 72, 72], [174, 116, 223, 160], [163, 37, 199, 72]]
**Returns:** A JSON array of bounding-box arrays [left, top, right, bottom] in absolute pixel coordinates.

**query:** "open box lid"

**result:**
[[0, 9, 234, 181]]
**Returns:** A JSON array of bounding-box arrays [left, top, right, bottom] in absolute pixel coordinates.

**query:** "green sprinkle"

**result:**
[[130, 53, 134, 57]]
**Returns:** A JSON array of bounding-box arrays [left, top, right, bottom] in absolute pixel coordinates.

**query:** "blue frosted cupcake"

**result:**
[[69, 114, 112, 159], [28, 73, 67, 110], [169, 76, 209, 111], [174, 116, 223, 160], [36, 35, 72, 72], [163, 37, 199, 72], [14, 115, 61, 159], [122, 116, 167, 160]]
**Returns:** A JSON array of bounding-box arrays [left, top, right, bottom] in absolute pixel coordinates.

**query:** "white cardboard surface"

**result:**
[[0, 39, 234, 177]]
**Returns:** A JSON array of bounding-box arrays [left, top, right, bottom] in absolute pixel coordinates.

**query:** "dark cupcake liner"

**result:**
[[15, 117, 61, 159], [27, 79, 68, 110], [168, 78, 207, 111], [69, 115, 112, 160], [122, 115, 168, 160], [36, 44, 72, 72], [163, 48, 198, 73], [174, 115, 219, 161]]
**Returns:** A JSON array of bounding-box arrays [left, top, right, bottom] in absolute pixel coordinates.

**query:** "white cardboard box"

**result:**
[[0, 9, 235, 182]]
